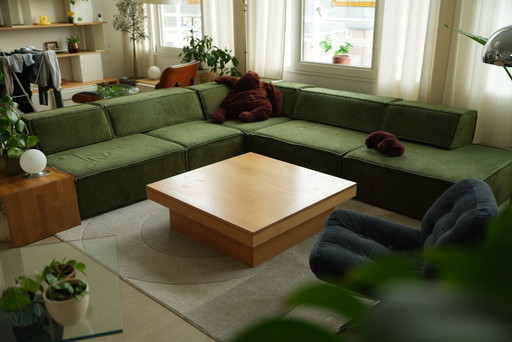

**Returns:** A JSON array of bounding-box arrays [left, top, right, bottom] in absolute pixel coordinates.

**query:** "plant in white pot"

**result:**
[[43, 275, 89, 326]]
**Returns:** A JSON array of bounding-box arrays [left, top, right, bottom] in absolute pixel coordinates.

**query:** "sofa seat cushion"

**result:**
[[47, 134, 186, 218], [147, 121, 245, 170], [250, 120, 368, 176], [222, 117, 292, 148], [343, 143, 512, 219], [98, 87, 204, 137], [24, 104, 113, 154]]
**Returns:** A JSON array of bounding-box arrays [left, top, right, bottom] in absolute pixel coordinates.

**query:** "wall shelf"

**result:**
[[0, 21, 107, 30]]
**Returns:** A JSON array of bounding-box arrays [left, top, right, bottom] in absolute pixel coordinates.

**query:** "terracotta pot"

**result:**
[[332, 55, 351, 65], [68, 43, 80, 53]]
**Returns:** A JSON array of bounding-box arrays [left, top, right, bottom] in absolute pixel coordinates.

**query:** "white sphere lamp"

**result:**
[[20, 149, 50, 178], [147, 66, 162, 80]]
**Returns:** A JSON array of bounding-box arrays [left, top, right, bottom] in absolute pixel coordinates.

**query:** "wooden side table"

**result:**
[[0, 168, 81, 247]]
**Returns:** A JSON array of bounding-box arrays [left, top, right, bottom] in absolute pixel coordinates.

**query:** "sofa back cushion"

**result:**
[[272, 81, 315, 116], [24, 104, 113, 154], [190, 81, 315, 119], [189, 82, 230, 118], [292, 88, 400, 132], [382, 101, 477, 149], [100, 87, 204, 136]]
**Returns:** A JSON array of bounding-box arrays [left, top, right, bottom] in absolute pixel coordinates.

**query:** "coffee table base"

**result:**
[[170, 208, 334, 267]]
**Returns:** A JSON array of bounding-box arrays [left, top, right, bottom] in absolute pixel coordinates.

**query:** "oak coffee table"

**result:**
[[146, 153, 356, 266]]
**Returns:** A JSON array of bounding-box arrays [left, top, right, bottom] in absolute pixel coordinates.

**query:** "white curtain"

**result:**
[[376, 0, 441, 101], [444, 0, 512, 150], [246, 0, 287, 79], [376, 0, 512, 149], [202, 0, 235, 52]]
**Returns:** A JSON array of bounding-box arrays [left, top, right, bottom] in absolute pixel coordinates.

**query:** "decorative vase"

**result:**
[[43, 279, 89, 326], [333, 55, 351, 65], [67, 16, 74, 23], [9, 301, 45, 327], [68, 43, 80, 53]]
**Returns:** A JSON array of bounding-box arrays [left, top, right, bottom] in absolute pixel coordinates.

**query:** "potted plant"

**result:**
[[112, 0, 147, 80], [0, 275, 45, 327], [67, 22, 82, 53], [333, 42, 353, 65], [43, 277, 90, 326], [180, 29, 241, 77], [0, 94, 39, 177], [41, 258, 86, 283], [319, 36, 353, 65]]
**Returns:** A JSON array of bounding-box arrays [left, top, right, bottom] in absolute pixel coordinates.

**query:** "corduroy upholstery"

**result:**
[[309, 179, 498, 284]]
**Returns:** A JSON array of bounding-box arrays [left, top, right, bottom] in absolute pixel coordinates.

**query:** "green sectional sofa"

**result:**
[[23, 81, 512, 221]]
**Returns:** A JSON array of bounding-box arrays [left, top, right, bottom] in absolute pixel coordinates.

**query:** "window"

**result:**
[[158, 1, 202, 49], [302, 0, 376, 68]]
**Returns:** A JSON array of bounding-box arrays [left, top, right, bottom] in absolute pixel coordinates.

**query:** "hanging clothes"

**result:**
[[0, 49, 63, 113]]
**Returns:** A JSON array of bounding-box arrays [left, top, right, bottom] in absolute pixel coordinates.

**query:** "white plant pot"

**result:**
[[43, 279, 90, 326]]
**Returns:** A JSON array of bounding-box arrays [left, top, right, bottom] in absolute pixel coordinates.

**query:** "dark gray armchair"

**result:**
[[310, 178, 498, 285]]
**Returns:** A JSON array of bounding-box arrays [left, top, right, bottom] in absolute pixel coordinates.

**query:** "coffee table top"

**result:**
[[0, 236, 122, 341], [147, 153, 356, 234]]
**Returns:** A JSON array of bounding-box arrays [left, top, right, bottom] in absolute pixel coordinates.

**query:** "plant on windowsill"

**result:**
[[180, 29, 241, 77], [320, 36, 353, 65], [0, 94, 39, 177]]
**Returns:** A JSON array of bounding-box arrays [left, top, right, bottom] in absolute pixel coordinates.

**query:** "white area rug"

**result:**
[[57, 199, 420, 341]]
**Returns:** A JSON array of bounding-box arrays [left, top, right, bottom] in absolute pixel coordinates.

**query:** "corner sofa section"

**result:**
[[25, 88, 244, 219], [24, 82, 512, 222]]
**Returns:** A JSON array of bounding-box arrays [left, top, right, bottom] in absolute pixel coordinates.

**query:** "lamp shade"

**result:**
[[20, 149, 48, 177], [482, 25, 512, 67]]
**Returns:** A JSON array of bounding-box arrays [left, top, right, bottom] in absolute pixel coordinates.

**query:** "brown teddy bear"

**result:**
[[211, 71, 283, 124], [365, 130, 405, 157]]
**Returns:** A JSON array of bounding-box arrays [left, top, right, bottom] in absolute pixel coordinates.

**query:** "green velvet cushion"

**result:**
[[382, 101, 477, 149], [251, 120, 368, 176], [292, 88, 400, 132], [99, 87, 204, 136], [222, 117, 292, 149], [272, 81, 315, 116], [188, 82, 230, 118], [147, 121, 245, 170], [343, 143, 512, 219], [47, 134, 186, 218], [24, 104, 113, 154]]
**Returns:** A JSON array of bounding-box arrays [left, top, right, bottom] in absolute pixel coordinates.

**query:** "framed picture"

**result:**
[[44, 41, 59, 51]]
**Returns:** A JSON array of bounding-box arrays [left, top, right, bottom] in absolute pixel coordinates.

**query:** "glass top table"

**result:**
[[0, 236, 122, 341]]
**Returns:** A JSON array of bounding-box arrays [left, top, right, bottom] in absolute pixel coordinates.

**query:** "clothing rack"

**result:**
[[0, 48, 63, 113]]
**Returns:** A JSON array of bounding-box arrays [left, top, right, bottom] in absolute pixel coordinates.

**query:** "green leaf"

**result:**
[[444, 24, 488, 45], [232, 318, 346, 342], [26, 135, 39, 148], [0, 287, 31, 312], [7, 147, 23, 159]]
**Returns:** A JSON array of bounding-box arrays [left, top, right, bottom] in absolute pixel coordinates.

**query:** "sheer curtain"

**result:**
[[444, 0, 512, 149], [375, 0, 441, 101], [246, 0, 288, 79], [202, 0, 235, 52], [376, 0, 512, 149]]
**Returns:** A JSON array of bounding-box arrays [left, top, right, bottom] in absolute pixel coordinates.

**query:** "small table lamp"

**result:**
[[20, 149, 50, 178], [482, 25, 512, 80]]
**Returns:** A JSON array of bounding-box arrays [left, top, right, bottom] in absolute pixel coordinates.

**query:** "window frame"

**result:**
[[286, 0, 382, 82], [153, 3, 203, 59]]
